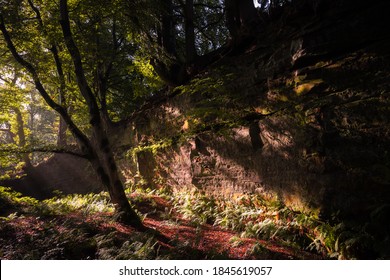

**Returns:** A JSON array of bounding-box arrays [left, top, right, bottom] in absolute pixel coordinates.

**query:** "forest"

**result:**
[[0, 0, 389, 260]]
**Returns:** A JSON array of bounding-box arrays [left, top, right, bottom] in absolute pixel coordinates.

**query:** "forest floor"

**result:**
[[0, 187, 324, 260]]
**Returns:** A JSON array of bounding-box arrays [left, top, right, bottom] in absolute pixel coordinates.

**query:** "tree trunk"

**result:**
[[153, 0, 189, 85], [1, 2, 143, 228], [238, 0, 258, 30], [185, 0, 197, 64], [225, 0, 258, 44], [59, 0, 142, 227], [225, 0, 240, 41], [57, 116, 67, 146], [89, 133, 143, 227], [13, 107, 32, 168], [52, 46, 68, 147], [161, 0, 177, 57]]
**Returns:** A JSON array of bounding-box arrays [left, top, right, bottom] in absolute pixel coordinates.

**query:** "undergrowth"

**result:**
[[170, 187, 388, 259], [0, 186, 229, 260], [1, 185, 388, 259], [0, 186, 115, 217], [0, 186, 163, 259]]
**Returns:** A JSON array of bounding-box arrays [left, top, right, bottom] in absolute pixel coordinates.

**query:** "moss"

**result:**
[[128, 138, 173, 159]]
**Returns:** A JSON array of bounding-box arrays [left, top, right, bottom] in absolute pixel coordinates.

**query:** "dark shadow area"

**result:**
[[146, 1, 390, 258]]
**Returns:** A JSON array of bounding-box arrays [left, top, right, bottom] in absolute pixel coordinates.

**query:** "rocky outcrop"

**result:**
[[128, 0, 390, 218], [1, 154, 103, 199]]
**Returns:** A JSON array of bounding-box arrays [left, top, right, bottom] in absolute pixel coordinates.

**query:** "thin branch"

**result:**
[[193, 3, 223, 10], [27, 0, 67, 106], [0, 76, 12, 84], [195, 12, 225, 34], [0, 146, 88, 159]]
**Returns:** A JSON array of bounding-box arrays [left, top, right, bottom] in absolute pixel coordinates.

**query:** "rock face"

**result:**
[[130, 0, 390, 217], [1, 154, 103, 199]]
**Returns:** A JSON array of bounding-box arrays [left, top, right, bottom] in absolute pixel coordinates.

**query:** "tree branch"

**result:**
[[27, 0, 68, 146], [193, 3, 223, 10], [0, 146, 88, 159], [27, 0, 67, 101], [195, 12, 225, 35], [0, 13, 91, 152], [59, 0, 101, 123]]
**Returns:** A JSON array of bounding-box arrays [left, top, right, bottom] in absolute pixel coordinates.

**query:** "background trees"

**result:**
[[143, 0, 228, 85], [0, 0, 152, 227]]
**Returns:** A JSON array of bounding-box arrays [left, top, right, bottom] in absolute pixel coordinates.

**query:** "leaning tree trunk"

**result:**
[[58, 0, 143, 227], [225, 0, 240, 42], [89, 119, 143, 227]]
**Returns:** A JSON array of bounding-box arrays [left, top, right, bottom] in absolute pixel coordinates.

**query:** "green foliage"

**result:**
[[1, 185, 387, 259], [130, 57, 164, 98], [0, 186, 163, 259], [0, 186, 116, 218], [0, 66, 64, 169], [250, 242, 270, 257], [128, 138, 173, 159], [169, 187, 386, 259], [0, 0, 169, 166], [0, 146, 25, 179], [95, 232, 158, 260], [41, 192, 115, 216], [172, 71, 249, 137], [229, 235, 244, 247], [176, 76, 225, 96], [0, 186, 39, 213], [173, 188, 218, 225]]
